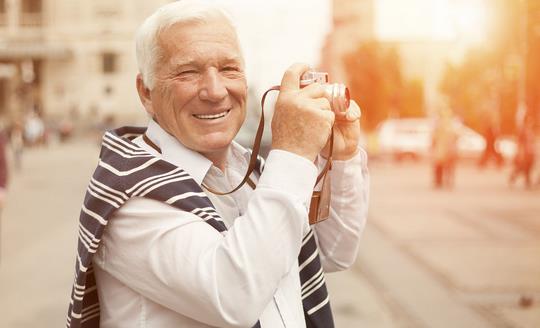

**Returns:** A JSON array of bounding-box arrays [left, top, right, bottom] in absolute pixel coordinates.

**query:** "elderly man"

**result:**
[[67, 1, 368, 327]]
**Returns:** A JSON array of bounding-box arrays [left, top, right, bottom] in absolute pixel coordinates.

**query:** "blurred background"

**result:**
[[0, 0, 539, 327]]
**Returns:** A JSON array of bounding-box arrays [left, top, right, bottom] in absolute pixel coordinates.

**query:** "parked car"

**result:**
[[376, 118, 516, 161], [377, 118, 434, 161]]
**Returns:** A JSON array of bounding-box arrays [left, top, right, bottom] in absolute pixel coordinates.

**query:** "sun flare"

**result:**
[[375, 0, 489, 44]]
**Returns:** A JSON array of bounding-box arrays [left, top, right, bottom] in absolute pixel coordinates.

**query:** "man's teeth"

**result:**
[[194, 110, 230, 120]]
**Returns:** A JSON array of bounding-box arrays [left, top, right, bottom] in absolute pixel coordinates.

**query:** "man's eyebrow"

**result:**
[[170, 55, 243, 65], [222, 56, 243, 63], [169, 58, 196, 68]]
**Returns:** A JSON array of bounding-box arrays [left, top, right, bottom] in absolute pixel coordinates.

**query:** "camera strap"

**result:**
[[204, 85, 334, 224], [147, 85, 333, 224], [199, 86, 279, 195]]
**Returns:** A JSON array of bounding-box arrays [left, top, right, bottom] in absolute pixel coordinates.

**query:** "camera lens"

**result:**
[[325, 83, 350, 113]]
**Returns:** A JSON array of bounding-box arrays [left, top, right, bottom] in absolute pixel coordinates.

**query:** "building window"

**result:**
[[20, 0, 42, 26], [22, 0, 42, 13], [0, 0, 6, 26], [102, 53, 117, 74]]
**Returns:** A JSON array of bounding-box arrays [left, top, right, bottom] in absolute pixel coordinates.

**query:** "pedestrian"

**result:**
[[432, 108, 458, 189], [478, 117, 504, 168], [9, 120, 24, 170], [24, 109, 45, 147], [509, 116, 536, 188], [0, 126, 8, 264], [66, 2, 369, 328]]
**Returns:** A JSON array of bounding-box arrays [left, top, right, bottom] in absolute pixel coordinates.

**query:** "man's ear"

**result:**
[[136, 74, 154, 116]]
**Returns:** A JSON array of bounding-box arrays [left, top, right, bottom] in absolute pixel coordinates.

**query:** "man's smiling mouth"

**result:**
[[193, 110, 231, 120]]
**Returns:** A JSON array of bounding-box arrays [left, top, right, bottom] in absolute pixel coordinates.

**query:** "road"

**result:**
[[0, 139, 538, 327]]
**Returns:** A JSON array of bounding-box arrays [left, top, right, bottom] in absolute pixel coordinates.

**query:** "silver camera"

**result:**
[[299, 71, 350, 113]]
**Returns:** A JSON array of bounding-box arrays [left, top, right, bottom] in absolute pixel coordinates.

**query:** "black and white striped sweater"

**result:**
[[66, 126, 334, 328]]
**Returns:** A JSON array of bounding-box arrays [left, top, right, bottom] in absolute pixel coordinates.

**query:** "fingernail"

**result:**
[[346, 107, 360, 120]]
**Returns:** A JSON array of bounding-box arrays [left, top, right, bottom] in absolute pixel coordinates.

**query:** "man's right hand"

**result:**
[[271, 63, 335, 162]]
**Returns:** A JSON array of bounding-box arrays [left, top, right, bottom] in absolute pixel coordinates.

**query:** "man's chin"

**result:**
[[193, 134, 234, 153]]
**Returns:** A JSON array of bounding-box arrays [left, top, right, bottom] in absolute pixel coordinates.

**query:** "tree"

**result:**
[[344, 42, 423, 131], [439, 49, 518, 135], [401, 79, 424, 118]]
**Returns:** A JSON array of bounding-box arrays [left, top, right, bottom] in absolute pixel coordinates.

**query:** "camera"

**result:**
[[299, 71, 350, 114]]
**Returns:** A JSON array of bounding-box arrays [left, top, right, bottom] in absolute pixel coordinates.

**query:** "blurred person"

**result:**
[[0, 126, 7, 207], [24, 110, 45, 146], [509, 117, 536, 188], [58, 105, 80, 142], [0, 125, 7, 264], [9, 120, 24, 170], [478, 116, 504, 168], [432, 108, 458, 189], [66, 2, 369, 328], [58, 117, 74, 142]]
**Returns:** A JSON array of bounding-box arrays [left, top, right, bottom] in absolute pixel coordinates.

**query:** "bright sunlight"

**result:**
[[375, 0, 489, 44]]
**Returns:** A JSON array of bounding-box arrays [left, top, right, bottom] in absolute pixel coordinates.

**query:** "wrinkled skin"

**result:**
[[272, 63, 361, 162], [136, 17, 247, 169]]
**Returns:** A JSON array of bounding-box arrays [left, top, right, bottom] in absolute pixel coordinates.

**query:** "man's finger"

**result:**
[[280, 63, 311, 91], [312, 97, 331, 112], [300, 83, 327, 99], [320, 108, 336, 126], [345, 100, 361, 121]]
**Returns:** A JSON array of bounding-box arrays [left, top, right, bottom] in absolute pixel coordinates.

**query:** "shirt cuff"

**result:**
[[257, 149, 318, 203], [317, 146, 369, 190]]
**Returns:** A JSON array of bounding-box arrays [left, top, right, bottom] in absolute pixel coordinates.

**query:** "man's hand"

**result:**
[[320, 100, 362, 161], [271, 63, 335, 162]]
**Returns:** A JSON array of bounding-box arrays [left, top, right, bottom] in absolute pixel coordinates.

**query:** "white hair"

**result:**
[[135, 0, 237, 90]]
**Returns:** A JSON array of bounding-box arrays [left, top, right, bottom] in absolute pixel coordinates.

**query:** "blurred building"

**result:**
[[320, 0, 374, 82], [0, 0, 173, 124], [321, 0, 452, 114], [386, 41, 459, 114], [321, 0, 512, 116]]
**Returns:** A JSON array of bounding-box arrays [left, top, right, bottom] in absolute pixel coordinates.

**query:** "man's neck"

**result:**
[[200, 148, 229, 172]]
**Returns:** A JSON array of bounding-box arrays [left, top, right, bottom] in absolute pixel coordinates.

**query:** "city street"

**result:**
[[0, 139, 539, 327]]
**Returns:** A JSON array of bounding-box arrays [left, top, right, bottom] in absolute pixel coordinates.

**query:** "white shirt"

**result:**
[[93, 120, 369, 328]]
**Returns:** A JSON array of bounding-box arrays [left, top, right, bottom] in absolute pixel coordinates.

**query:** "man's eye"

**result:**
[[179, 70, 197, 75], [222, 66, 239, 72]]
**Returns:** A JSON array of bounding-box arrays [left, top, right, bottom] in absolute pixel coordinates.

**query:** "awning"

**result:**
[[0, 42, 72, 60]]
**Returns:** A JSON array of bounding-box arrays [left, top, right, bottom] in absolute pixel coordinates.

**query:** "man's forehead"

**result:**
[[160, 18, 237, 40], [160, 36, 244, 66], [157, 20, 243, 64], [159, 16, 237, 41]]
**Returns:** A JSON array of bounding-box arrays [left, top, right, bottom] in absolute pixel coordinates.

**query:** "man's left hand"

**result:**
[[321, 100, 362, 161]]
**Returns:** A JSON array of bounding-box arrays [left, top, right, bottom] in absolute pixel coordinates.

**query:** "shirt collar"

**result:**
[[144, 119, 252, 185]]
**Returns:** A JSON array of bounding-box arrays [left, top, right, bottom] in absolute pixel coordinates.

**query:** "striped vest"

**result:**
[[66, 126, 334, 328]]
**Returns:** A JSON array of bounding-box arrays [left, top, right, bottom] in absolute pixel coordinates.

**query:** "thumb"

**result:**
[[280, 63, 311, 91], [345, 100, 361, 121]]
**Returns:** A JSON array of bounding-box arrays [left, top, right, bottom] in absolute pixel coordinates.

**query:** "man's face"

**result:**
[[147, 17, 247, 158]]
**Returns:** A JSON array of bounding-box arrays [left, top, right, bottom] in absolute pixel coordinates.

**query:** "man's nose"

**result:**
[[199, 69, 228, 102]]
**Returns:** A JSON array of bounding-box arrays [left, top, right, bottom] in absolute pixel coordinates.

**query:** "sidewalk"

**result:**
[[0, 140, 539, 327], [328, 160, 540, 327]]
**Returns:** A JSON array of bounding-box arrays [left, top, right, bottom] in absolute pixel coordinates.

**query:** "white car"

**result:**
[[377, 118, 432, 160], [376, 118, 516, 161]]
